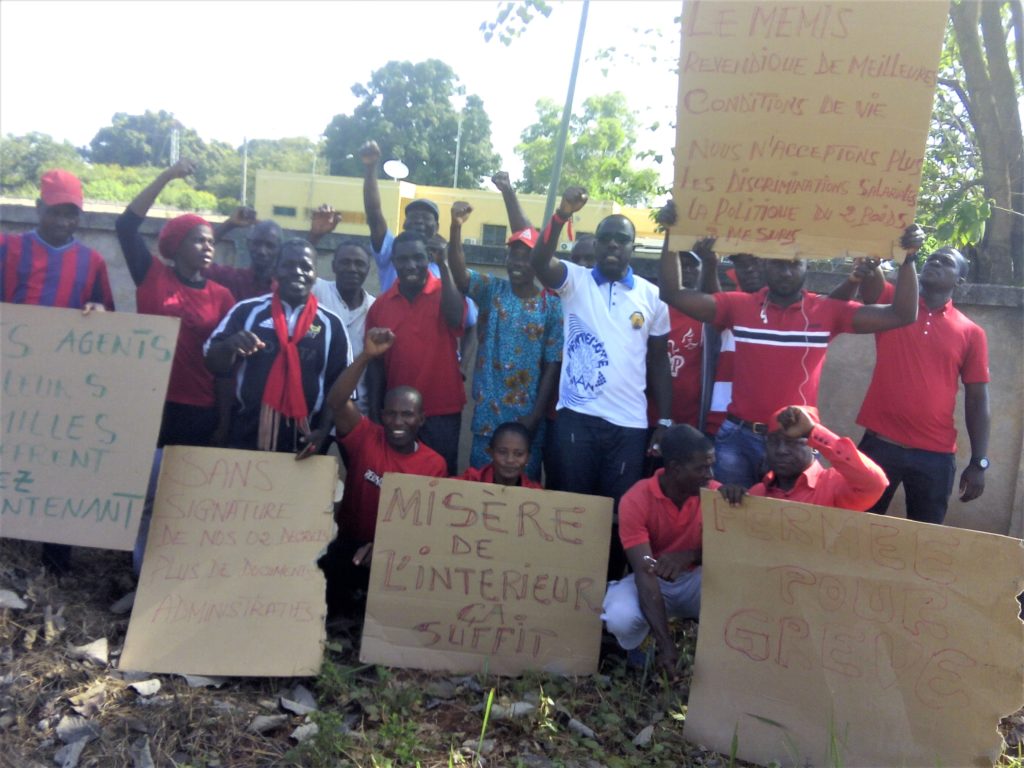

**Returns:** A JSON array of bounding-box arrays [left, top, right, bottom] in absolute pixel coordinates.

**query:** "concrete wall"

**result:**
[[3, 203, 1021, 537]]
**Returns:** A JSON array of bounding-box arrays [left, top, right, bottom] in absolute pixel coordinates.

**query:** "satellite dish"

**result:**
[[383, 159, 409, 180]]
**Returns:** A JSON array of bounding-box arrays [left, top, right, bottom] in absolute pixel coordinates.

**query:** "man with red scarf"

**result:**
[[204, 239, 350, 454]]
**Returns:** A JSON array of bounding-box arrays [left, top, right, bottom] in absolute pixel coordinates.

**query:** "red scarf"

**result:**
[[258, 291, 319, 450]]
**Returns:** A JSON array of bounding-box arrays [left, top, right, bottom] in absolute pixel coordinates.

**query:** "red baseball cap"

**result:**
[[508, 227, 539, 248], [40, 169, 84, 209]]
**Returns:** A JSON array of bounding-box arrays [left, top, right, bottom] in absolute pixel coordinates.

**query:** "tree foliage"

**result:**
[[322, 59, 501, 188], [0, 133, 87, 196], [479, 0, 552, 45], [922, 1, 1023, 285], [515, 92, 660, 206]]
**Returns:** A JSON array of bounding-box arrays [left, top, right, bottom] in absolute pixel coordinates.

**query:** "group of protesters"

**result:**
[[1, 146, 990, 677]]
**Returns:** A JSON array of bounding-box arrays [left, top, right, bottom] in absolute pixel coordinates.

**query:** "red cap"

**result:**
[[508, 227, 539, 248], [158, 214, 210, 260], [40, 169, 83, 209], [770, 405, 820, 431]]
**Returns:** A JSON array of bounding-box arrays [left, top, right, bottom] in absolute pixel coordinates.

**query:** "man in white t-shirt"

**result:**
[[311, 239, 376, 414], [531, 187, 672, 580]]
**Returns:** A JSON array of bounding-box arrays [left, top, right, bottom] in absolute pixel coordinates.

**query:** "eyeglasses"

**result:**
[[596, 231, 633, 245]]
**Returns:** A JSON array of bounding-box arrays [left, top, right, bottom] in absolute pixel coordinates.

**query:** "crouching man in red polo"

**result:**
[[318, 327, 447, 620], [601, 425, 718, 679]]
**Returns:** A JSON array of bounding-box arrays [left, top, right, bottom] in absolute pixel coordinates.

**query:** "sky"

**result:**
[[0, 0, 682, 190]]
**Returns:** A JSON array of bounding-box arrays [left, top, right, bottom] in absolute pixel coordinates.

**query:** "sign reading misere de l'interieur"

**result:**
[[361, 474, 612, 676]]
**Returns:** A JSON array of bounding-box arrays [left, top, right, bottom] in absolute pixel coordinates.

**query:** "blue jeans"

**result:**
[[556, 409, 648, 581], [858, 433, 956, 525], [556, 409, 648, 502], [713, 418, 767, 487]]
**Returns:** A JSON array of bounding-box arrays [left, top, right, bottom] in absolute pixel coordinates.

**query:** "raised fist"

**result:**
[[311, 204, 343, 236], [490, 171, 513, 194], [168, 158, 197, 179], [558, 186, 588, 216], [451, 201, 473, 226], [359, 141, 381, 168]]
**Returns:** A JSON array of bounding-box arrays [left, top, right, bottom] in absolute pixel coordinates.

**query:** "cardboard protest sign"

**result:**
[[671, 0, 948, 259], [1, 304, 178, 550], [120, 446, 336, 677], [361, 475, 612, 676], [685, 490, 1024, 767]]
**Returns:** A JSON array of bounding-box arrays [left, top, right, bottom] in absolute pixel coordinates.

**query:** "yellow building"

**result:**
[[253, 170, 663, 252]]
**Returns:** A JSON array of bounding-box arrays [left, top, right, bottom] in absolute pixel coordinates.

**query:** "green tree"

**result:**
[[920, 2, 1022, 284], [322, 60, 500, 187], [515, 92, 660, 206], [0, 133, 87, 196]]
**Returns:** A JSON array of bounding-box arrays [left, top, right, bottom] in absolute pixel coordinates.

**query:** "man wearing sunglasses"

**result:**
[[531, 187, 672, 582]]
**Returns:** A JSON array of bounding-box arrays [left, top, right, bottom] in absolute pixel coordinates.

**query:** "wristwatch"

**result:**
[[970, 457, 990, 470], [657, 418, 673, 428]]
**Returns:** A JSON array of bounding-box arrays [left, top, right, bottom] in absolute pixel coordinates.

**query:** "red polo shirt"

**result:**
[[857, 282, 989, 453], [365, 272, 466, 417], [457, 463, 542, 488], [618, 471, 720, 560], [713, 288, 859, 425], [338, 417, 447, 543], [748, 425, 888, 511]]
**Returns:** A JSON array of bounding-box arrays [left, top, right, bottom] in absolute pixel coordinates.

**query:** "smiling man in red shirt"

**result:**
[[318, 326, 446, 619]]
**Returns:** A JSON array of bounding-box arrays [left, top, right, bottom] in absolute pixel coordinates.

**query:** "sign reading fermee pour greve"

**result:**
[[361, 475, 612, 676], [670, 0, 948, 260], [685, 490, 1024, 767], [1, 304, 178, 550], [120, 446, 337, 677]]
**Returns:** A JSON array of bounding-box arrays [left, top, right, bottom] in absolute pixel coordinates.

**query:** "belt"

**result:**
[[864, 430, 913, 450], [726, 413, 769, 435]]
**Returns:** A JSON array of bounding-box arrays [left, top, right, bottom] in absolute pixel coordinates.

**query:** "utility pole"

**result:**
[[241, 137, 248, 206], [543, 0, 589, 224]]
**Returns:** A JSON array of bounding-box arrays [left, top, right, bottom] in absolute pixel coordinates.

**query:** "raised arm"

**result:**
[[491, 171, 532, 232], [327, 328, 396, 437], [531, 187, 588, 289], [432, 231, 466, 329], [360, 141, 388, 253], [213, 206, 256, 242], [447, 201, 473, 293], [849, 225, 923, 333], [694, 239, 721, 295], [657, 230, 717, 324], [959, 382, 990, 502], [829, 258, 885, 302], [116, 159, 197, 286], [308, 203, 342, 247]]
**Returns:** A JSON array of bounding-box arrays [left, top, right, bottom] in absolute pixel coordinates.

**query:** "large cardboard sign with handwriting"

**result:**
[[120, 446, 336, 677], [361, 475, 612, 676], [671, 1, 948, 259], [1, 304, 178, 550], [685, 490, 1024, 767]]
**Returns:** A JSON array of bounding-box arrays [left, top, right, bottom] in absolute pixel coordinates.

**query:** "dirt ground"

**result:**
[[1, 537, 1021, 768]]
